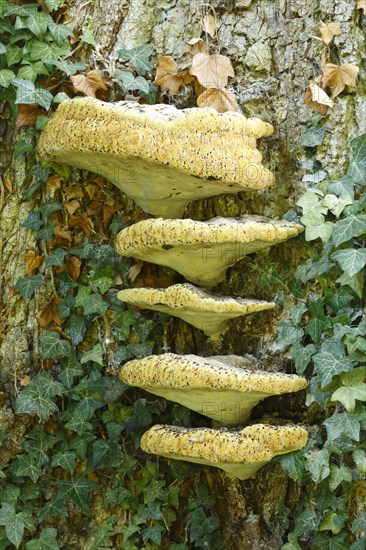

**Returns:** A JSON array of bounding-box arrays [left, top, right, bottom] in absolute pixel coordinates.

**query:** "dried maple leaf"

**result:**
[[22, 251, 43, 275], [197, 88, 238, 113], [319, 21, 342, 46], [304, 81, 334, 114], [188, 38, 208, 56], [38, 297, 63, 328], [70, 69, 108, 98], [322, 63, 359, 99], [64, 256, 82, 281], [69, 212, 94, 236], [16, 104, 44, 129], [357, 0, 366, 14], [153, 56, 194, 94], [202, 13, 216, 37], [63, 200, 80, 215], [190, 53, 234, 88]]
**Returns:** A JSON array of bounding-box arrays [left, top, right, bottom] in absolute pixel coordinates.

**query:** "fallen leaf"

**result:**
[[22, 251, 43, 275], [128, 262, 143, 283], [188, 38, 208, 55], [64, 256, 82, 281], [357, 0, 366, 14], [46, 174, 62, 190], [304, 81, 334, 114], [70, 69, 108, 98], [202, 13, 216, 37], [63, 186, 84, 200], [4, 176, 13, 193], [54, 224, 73, 242], [38, 297, 63, 328], [20, 375, 32, 386], [319, 21, 342, 46], [87, 200, 103, 218], [322, 63, 359, 98], [63, 200, 80, 215], [153, 56, 194, 94], [190, 53, 234, 88], [197, 88, 239, 113], [85, 183, 97, 199], [69, 212, 94, 236], [16, 104, 44, 129], [102, 198, 122, 230]]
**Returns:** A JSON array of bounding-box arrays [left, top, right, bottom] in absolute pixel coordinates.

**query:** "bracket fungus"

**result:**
[[119, 353, 308, 424], [140, 424, 308, 480], [37, 97, 274, 218], [117, 283, 274, 335], [115, 215, 304, 286]]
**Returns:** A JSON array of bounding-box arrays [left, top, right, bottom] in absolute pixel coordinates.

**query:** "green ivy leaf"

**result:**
[[15, 275, 45, 299], [80, 27, 95, 45], [40, 331, 71, 359], [0, 504, 34, 549], [64, 410, 93, 436], [36, 224, 55, 243], [14, 140, 34, 158], [39, 201, 63, 220], [328, 464, 352, 491], [313, 351, 354, 387], [48, 21, 72, 44], [56, 476, 98, 511], [324, 412, 360, 442], [23, 425, 56, 465], [331, 248, 366, 277], [305, 448, 330, 483], [25, 528, 59, 550], [348, 134, 366, 185], [305, 299, 332, 342], [75, 286, 108, 316], [288, 343, 317, 375], [312, 532, 348, 550], [38, 498, 67, 523], [26, 13, 48, 39], [15, 372, 65, 422], [118, 44, 154, 74], [113, 71, 150, 93], [142, 524, 165, 545], [51, 449, 77, 474], [45, 247, 67, 269], [58, 352, 83, 389], [332, 214, 366, 246], [0, 69, 15, 87], [69, 434, 96, 460], [275, 321, 304, 351], [80, 344, 104, 366], [282, 533, 301, 550], [65, 314, 86, 346], [13, 454, 42, 483], [336, 271, 363, 299], [89, 516, 117, 550], [350, 538, 366, 550], [352, 513, 366, 534]]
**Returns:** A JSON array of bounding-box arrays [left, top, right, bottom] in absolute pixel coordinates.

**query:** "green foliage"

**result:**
[[278, 132, 366, 549]]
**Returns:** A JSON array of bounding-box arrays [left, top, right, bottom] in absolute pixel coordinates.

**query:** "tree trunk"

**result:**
[[0, 1, 364, 548]]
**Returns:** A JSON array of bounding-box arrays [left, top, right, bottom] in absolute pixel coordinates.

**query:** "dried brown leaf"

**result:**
[[304, 81, 334, 114], [319, 21, 342, 46], [70, 69, 108, 98], [190, 53, 234, 88], [69, 212, 94, 236], [4, 176, 13, 193], [16, 104, 44, 129], [197, 88, 239, 113], [64, 256, 82, 281], [322, 63, 359, 99], [53, 224, 73, 242], [46, 174, 62, 190], [357, 0, 366, 14], [22, 251, 43, 275], [63, 186, 84, 200], [188, 38, 208, 56], [63, 200, 80, 215], [202, 13, 216, 37], [153, 56, 194, 94], [38, 297, 63, 328], [128, 262, 143, 283]]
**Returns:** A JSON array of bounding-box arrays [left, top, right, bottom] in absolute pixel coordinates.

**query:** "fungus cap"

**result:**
[[115, 215, 304, 286], [117, 283, 274, 335], [140, 424, 308, 480], [120, 353, 308, 424], [38, 98, 274, 218]]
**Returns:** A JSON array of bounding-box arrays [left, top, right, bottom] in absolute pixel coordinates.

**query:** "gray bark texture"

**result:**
[[0, 0, 364, 548]]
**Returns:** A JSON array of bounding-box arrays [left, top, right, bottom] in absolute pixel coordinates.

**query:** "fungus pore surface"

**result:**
[[38, 98, 274, 218], [140, 424, 308, 480], [117, 283, 275, 335], [115, 215, 304, 286], [120, 353, 308, 424]]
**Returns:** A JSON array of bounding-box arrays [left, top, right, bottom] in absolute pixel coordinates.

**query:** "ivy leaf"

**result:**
[[15, 275, 45, 299], [332, 214, 366, 246], [305, 299, 332, 342], [118, 44, 154, 74], [143, 524, 165, 545], [0, 69, 16, 88], [64, 410, 93, 436], [92, 440, 111, 468], [288, 342, 317, 375], [13, 454, 42, 483], [331, 248, 366, 277], [0, 503, 34, 549], [58, 353, 83, 389], [348, 133, 366, 185], [25, 528, 60, 550], [336, 271, 363, 299], [324, 412, 360, 441], [352, 513, 366, 534], [305, 448, 330, 483], [80, 344, 104, 366], [45, 247, 67, 269], [69, 434, 96, 460], [282, 533, 302, 550], [328, 464, 352, 491], [278, 452, 306, 481], [56, 476, 98, 511], [26, 13, 48, 39], [40, 331, 71, 359], [39, 201, 63, 220], [22, 211, 43, 231], [15, 372, 65, 421], [113, 71, 150, 93], [51, 449, 77, 474], [38, 498, 67, 523], [301, 124, 327, 147], [75, 286, 108, 316], [65, 314, 86, 346], [312, 532, 349, 550], [293, 509, 319, 537], [313, 351, 354, 387], [350, 538, 366, 550], [275, 321, 304, 351], [23, 425, 56, 465]]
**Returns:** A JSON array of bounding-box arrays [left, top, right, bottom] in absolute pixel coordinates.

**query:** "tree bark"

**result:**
[[0, 0, 364, 548]]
